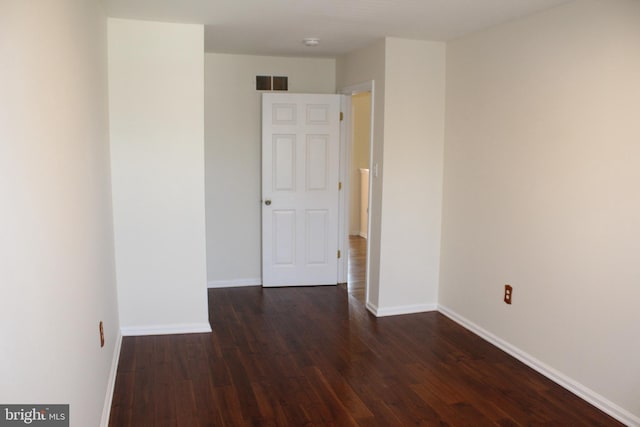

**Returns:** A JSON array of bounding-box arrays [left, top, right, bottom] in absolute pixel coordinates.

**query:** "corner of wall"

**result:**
[[100, 331, 123, 427]]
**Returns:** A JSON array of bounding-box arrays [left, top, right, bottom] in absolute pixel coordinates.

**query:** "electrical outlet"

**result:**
[[504, 285, 513, 305], [99, 321, 105, 348]]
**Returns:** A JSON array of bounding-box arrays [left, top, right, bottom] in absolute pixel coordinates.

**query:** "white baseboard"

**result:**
[[367, 302, 437, 317], [207, 278, 262, 288], [120, 322, 212, 336], [365, 301, 378, 316], [358, 232, 368, 239], [100, 330, 122, 427], [438, 305, 640, 427]]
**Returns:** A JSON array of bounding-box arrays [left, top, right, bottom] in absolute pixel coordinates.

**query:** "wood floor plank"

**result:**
[[108, 242, 624, 426], [108, 371, 134, 427], [173, 380, 197, 426]]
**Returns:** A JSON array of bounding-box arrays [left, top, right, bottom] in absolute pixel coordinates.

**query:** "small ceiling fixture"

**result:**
[[303, 37, 320, 47]]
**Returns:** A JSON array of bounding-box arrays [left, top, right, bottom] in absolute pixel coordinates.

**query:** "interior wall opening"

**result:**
[[346, 91, 371, 303]]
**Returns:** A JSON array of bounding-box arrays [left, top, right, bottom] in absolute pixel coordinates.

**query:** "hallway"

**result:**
[[344, 235, 366, 303]]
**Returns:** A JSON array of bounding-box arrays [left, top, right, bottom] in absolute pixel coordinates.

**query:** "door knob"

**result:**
[[265, 200, 271, 206]]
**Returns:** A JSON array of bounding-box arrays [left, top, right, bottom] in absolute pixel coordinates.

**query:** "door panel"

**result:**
[[306, 209, 329, 265], [306, 104, 330, 124], [273, 103, 296, 124], [306, 135, 328, 190], [273, 135, 296, 191], [273, 210, 296, 265], [262, 93, 341, 287]]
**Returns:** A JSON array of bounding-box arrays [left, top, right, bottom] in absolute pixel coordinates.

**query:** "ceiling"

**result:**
[[105, 0, 572, 57]]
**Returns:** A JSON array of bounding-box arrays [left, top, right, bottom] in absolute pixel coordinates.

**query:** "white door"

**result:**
[[262, 93, 341, 287]]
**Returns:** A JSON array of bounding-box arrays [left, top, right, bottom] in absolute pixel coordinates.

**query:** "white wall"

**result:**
[[205, 53, 336, 286], [440, 0, 640, 423], [108, 19, 210, 334], [349, 92, 371, 235], [0, 1, 120, 425], [337, 38, 446, 315], [337, 40, 386, 308], [378, 38, 446, 314]]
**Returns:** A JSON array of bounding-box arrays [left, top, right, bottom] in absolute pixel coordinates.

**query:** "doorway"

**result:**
[[259, 87, 374, 300], [346, 90, 372, 303]]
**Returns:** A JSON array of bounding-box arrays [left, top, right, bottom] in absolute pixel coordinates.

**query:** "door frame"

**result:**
[[338, 81, 375, 303]]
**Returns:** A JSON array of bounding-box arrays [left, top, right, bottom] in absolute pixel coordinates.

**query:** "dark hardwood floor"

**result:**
[[109, 283, 623, 426], [342, 235, 366, 304]]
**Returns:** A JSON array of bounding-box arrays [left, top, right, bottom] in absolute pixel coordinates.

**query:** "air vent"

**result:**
[[256, 75, 288, 91], [256, 75, 271, 91], [273, 76, 288, 91]]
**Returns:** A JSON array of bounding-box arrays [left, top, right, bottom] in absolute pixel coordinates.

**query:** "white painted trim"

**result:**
[[365, 301, 379, 316], [207, 278, 262, 288], [121, 323, 212, 336], [438, 305, 640, 427], [370, 303, 438, 317], [364, 81, 374, 308], [340, 82, 373, 96], [337, 94, 351, 285], [100, 330, 122, 427], [263, 282, 338, 288]]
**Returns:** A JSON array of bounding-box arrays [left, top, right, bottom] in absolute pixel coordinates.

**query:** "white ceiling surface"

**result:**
[[106, 0, 572, 57]]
